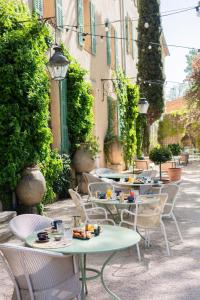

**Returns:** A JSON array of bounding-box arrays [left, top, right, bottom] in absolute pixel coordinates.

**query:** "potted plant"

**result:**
[[72, 136, 100, 173], [167, 144, 182, 181], [149, 146, 172, 180]]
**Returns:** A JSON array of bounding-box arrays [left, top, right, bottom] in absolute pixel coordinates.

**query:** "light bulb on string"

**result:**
[[105, 21, 109, 32], [148, 45, 152, 50], [100, 36, 104, 42], [144, 22, 149, 29]]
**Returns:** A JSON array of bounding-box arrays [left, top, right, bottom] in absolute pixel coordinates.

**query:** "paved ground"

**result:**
[[0, 162, 200, 300]]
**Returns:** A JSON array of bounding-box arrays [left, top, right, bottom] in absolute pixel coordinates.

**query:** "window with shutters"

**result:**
[[125, 15, 134, 57], [77, 0, 96, 55], [34, 0, 43, 17], [59, 79, 69, 154], [110, 27, 119, 70]]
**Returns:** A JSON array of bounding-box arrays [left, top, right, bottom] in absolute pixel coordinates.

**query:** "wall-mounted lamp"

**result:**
[[47, 46, 70, 81], [138, 98, 149, 114]]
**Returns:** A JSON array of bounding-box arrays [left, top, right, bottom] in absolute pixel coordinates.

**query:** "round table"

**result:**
[[26, 225, 140, 300]]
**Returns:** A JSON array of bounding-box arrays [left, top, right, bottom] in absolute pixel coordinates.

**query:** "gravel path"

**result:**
[[0, 162, 200, 300]]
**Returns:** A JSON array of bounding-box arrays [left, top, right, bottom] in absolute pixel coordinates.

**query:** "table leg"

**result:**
[[100, 251, 121, 300], [79, 254, 87, 300]]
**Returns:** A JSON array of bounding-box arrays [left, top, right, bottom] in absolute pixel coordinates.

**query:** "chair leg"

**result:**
[[136, 243, 141, 261], [160, 220, 170, 256], [171, 212, 183, 242]]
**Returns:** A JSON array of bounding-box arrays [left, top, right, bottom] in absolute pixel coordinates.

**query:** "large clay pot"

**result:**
[[73, 148, 96, 173], [108, 140, 123, 165], [16, 167, 46, 206], [168, 167, 182, 182]]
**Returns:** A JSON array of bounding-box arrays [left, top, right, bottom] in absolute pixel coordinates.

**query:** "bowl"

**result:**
[[54, 235, 62, 241]]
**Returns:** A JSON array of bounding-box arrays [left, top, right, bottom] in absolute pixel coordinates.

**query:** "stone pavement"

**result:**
[[0, 162, 200, 300]]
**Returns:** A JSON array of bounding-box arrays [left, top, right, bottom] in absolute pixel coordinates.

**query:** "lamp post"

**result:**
[[138, 97, 149, 114], [47, 46, 70, 81]]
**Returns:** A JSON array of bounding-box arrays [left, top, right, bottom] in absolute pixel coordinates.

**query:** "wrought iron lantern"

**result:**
[[138, 98, 149, 114], [47, 46, 69, 81]]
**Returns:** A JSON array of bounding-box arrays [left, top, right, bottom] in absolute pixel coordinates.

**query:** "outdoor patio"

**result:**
[[0, 161, 200, 300]]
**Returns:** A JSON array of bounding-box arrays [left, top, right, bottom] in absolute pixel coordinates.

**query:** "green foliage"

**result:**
[[113, 70, 139, 166], [137, 0, 164, 151], [149, 146, 172, 165], [0, 0, 62, 205], [158, 112, 186, 144], [167, 144, 182, 156], [40, 150, 63, 205], [62, 47, 99, 158], [136, 114, 147, 158], [53, 154, 72, 199]]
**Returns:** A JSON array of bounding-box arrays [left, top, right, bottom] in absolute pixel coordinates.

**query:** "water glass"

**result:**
[[64, 226, 73, 241], [57, 222, 64, 236]]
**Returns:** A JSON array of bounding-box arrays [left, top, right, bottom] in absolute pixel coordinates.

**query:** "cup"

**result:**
[[106, 189, 112, 199], [51, 219, 62, 229], [64, 226, 73, 241], [57, 222, 64, 237], [37, 231, 48, 241]]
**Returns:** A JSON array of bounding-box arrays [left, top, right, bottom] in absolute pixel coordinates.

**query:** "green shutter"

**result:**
[[90, 2, 96, 55], [77, 0, 84, 47], [125, 15, 129, 53], [132, 22, 135, 58], [34, 0, 43, 16], [56, 0, 63, 29], [60, 79, 69, 154], [106, 20, 111, 66], [114, 30, 119, 70]]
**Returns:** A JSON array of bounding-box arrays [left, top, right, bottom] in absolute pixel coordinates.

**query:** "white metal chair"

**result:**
[[88, 182, 114, 198], [9, 214, 53, 241], [120, 193, 170, 258], [161, 183, 183, 241], [0, 243, 80, 300], [68, 189, 115, 225]]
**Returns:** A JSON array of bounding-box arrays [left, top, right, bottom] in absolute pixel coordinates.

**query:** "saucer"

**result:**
[[35, 238, 50, 243]]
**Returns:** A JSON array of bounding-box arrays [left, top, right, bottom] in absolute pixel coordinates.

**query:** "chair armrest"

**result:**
[[86, 207, 108, 218]]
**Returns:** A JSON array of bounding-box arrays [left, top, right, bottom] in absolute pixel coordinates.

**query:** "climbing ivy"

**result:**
[[61, 47, 99, 158], [0, 0, 62, 206], [113, 70, 139, 167]]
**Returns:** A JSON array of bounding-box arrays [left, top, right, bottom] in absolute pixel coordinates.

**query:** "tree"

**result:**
[[137, 0, 164, 125], [184, 49, 197, 77]]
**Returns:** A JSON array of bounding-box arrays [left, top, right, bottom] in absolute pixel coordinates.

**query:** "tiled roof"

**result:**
[[165, 97, 187, 113]]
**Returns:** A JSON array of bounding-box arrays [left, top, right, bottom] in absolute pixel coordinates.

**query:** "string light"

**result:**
[[104, 21, 109, 32], [144, 22, 149, 29], [65, 27, 200, 51]]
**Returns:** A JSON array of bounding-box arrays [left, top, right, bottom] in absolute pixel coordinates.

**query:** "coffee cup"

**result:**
[[51, 219, 62, 229], [37, 231, 48, 241]]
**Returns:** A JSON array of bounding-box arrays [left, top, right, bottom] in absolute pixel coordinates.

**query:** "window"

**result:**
[[77, 0, 96, 55], [42, 0, 63, 29]]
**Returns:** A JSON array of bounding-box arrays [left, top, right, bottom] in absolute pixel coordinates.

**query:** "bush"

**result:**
[[167, 144, 182, 156], [53, 154, 72, 199]]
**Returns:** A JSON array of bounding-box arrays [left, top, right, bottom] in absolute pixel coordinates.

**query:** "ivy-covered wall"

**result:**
[[0, 0, 62, 207], [113, 70, 140, 167]]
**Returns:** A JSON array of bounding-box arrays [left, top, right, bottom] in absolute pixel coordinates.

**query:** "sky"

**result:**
[[160, 0, 200, 92]]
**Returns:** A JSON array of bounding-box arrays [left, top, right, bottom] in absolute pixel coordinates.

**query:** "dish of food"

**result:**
[[73, 229, 92, 240]]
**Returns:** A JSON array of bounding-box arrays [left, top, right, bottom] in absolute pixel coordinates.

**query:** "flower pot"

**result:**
[[16, 167, 46, 206], [168, 167, 182, 182], [73, 148, 96, 173], [108, 140, 123, 165]]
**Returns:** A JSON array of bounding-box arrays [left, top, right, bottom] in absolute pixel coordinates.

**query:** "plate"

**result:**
[[35, 238, 50, 243]]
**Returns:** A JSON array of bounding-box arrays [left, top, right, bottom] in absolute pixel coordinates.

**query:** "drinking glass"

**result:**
[[64, 226, 73, 241], [57, 222, 64, 237]]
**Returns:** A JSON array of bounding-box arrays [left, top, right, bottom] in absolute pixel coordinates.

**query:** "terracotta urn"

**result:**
[[16, 167, 46, 206], [168, 167, 182, 182], [108, 140, 123, 165], [73, 148, 96, 173]]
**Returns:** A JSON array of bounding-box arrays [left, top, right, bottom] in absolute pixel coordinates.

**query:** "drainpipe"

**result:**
[[119, 0, 126, 74]]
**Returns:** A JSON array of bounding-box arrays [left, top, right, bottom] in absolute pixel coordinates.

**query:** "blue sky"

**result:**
[[160, 0, 200, 88]]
